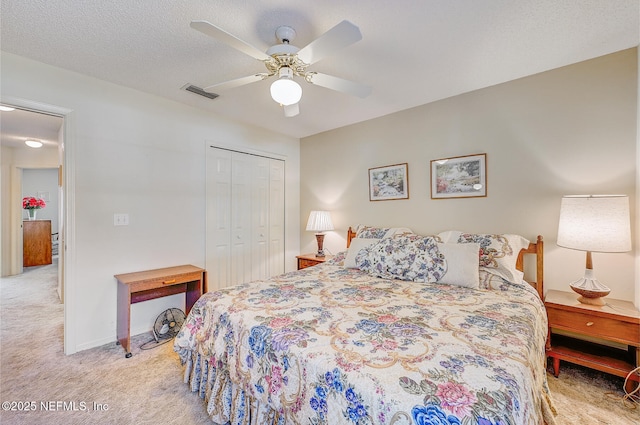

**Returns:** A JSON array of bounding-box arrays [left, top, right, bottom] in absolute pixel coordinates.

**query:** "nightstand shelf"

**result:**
[[544, 290, 640, 392], [296, 253, 333, 270], [547, 334, 636, 378]]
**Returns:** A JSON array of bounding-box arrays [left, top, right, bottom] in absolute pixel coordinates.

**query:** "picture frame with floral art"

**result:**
[[368, 163, 409, 201], [431, 153, 487, 199]]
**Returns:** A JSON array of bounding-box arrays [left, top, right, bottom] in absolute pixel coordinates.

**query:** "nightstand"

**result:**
[[544, 289, 640, 392], [296, 253, 333, 270]]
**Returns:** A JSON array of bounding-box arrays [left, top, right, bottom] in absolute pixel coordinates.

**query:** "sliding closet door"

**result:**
[[230, 152, 253, 286], [269, 160, 285, 276], [251, 156, 270, 281], [205, 148, 232, 289], [206, 146, 285, 291]]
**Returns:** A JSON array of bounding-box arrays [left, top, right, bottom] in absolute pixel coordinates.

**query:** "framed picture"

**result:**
[[430, 153, 487, 199], [369, 163, 409, 201]]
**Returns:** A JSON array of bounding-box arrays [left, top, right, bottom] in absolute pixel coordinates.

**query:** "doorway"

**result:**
[[1, 108, 62, 275], [0, 97, 75, 354]]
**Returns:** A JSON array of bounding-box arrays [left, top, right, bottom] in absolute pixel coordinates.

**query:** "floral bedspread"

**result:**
[[174, 263, 555, 425]]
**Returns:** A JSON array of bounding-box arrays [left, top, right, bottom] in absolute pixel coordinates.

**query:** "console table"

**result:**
[[114, 265, 205, 358]]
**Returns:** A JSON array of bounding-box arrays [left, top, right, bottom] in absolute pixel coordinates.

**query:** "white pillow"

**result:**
[[344, 238, 379, 268], [438, 231, 529, 283], [436, 243, 480, 289]]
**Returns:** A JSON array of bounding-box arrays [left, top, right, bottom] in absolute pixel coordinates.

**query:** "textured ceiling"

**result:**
[[1, 0, 638, 140]]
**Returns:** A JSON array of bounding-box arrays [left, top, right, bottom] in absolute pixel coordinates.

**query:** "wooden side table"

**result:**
[[544, 289, 640, 391], [296, 253, 333, 270], [23, 220, 52, 267], [114, 265, 205, 358]]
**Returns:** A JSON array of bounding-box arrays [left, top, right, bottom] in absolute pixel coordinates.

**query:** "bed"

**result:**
[[175, 227, 556, 425]]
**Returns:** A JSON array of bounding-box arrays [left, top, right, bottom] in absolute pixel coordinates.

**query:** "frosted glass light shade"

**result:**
[[306, 211, 334, 232], [557, 195, 631, 253], [270, 78, 302, 106]]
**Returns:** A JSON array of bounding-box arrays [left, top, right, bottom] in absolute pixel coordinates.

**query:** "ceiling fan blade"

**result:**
[[283, 103, 299, 117], [203, 73, 270, 92], [297, 20, 362, 65], [190, 20, 271, 61], [306, 73, 371, 98]]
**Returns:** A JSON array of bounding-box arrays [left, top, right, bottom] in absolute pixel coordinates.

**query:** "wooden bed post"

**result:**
[[347, 227, 357, 248], [535, 235, 544, 299]]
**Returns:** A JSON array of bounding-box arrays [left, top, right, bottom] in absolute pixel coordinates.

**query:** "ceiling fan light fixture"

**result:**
[[191, 20, 369, 115], [283, 103, 299, 117], [25, 140, 43, 148], [270, 67, 302, 106]]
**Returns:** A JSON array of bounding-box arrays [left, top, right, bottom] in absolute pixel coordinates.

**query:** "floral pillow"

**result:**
[[344, 238, 379, 268], [355, 234, 447, 283], [354, 225, 413, 239], [325, 250, 347, 266], [438, 231, 529, 283]]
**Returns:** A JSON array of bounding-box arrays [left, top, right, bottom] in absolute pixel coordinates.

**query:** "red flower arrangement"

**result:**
[[22, 196, 46, 210]]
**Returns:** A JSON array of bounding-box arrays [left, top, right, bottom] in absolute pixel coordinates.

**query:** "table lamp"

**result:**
[[556, 195, 631, 305], [306, 211, 334, 257]]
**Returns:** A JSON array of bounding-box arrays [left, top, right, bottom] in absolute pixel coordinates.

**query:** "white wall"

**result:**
[[301, 48, 638, 303], [637, 44, 640, 309], [1, 52, 301, 353], [1, 147, 15, 274]]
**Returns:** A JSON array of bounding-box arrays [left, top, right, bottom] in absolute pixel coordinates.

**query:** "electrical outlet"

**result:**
[[114, 213, 129, 226]]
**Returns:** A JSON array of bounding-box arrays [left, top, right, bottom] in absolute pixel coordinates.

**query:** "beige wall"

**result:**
[[301, 48, 638, 302]]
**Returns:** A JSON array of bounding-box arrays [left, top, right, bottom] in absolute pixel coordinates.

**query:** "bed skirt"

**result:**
[[181, 349, 286, 425]]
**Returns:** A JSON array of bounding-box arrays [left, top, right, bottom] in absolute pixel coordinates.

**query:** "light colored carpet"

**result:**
[[0, 261, 211, 425], [1, 262, 638, 424]]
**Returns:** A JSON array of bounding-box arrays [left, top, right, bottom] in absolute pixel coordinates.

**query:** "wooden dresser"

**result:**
[[23, 220, 52, 267]]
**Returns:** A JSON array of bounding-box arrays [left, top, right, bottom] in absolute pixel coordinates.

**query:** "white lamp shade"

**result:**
[[306, 211, 334, 232], [557, 195, 631, 253]]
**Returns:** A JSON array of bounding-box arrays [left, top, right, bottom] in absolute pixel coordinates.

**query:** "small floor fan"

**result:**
[[141, 308, 186, 350]]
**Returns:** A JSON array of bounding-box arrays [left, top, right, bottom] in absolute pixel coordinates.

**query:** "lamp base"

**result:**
[[315, 233, 326, 257], [575, 295, 606, 306], [569, 268, 610, 306]]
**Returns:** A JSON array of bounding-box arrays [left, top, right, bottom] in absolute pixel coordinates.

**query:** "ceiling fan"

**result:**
[[190, 20, 372, 117]]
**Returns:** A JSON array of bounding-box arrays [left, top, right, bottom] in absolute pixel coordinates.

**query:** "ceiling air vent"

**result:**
[[181, 84, 219, 100]]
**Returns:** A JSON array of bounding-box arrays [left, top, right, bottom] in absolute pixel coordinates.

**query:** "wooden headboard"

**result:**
[[346, 227, 544, 299], [516, 235, 544, 299]]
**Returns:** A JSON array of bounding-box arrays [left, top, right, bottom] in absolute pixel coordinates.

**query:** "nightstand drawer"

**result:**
[[547, 307, 639, 345], [296, 254, 333, 270], [298, 258, 321, 269], [128, 271, 202, 293]]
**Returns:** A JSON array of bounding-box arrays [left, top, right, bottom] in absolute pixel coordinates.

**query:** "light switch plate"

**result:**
[[114, 213, 129, 226]]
